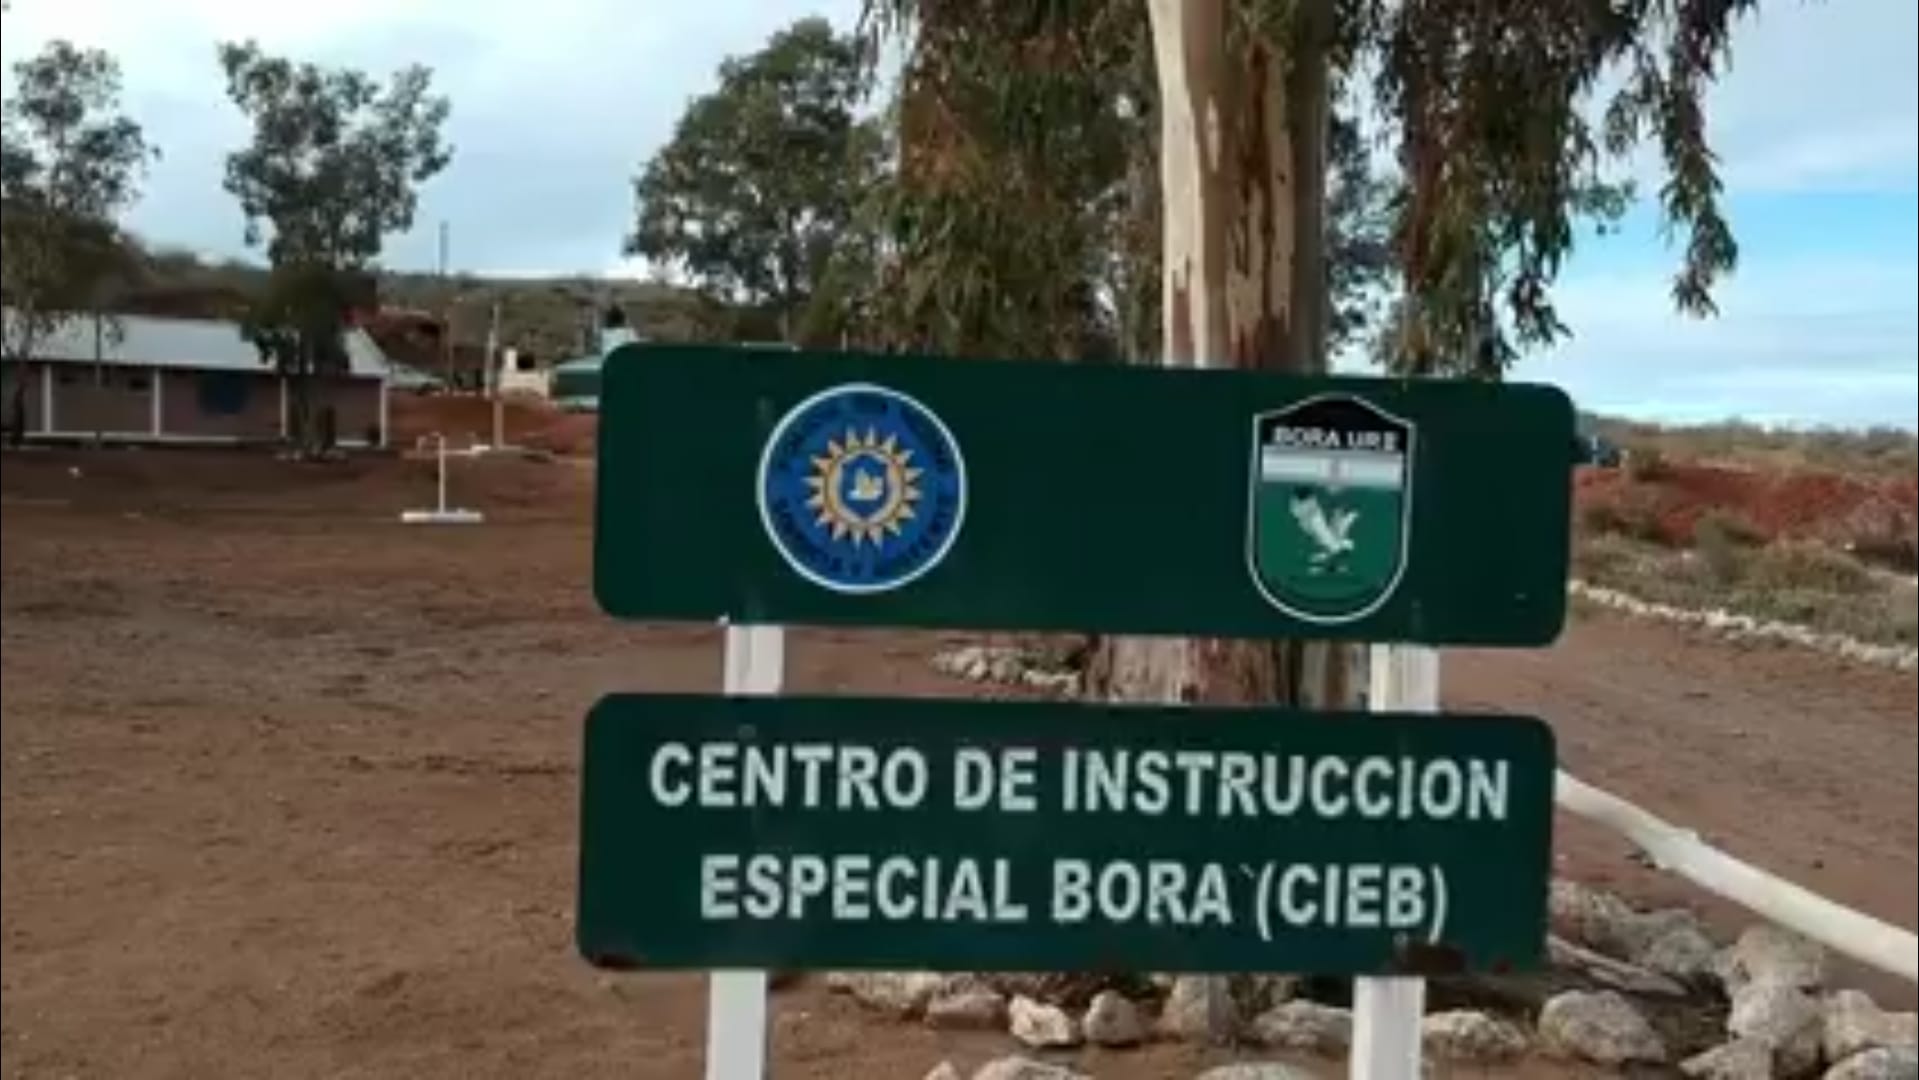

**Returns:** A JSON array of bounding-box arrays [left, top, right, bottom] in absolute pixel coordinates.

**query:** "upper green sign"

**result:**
[[594, 345, 1575, 644], [574, 693, 1557, 975]]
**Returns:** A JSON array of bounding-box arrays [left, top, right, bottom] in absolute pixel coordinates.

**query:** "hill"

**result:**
[[1572, 421, 1918, 651], [111, 245, 769, 381], [1584, 414, 1918, 482]]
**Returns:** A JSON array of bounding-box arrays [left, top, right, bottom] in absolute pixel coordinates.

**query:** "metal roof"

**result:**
[[2, 309, 389, 379]]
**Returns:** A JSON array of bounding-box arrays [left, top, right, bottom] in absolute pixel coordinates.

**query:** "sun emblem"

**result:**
[[803, 427, 924, 545]]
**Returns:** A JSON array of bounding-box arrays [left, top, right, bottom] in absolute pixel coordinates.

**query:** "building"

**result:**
[[495, 348, 549, 399], [357, 306, 493, 393], [1, 310, 390, 447], [547, 317, 642, 413]]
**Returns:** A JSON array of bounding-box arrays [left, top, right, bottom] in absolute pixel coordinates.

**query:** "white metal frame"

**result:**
[[1353, 644, 1439, 1078], [1557, 770, 1916, 982], [708, 623, 784, 1080]]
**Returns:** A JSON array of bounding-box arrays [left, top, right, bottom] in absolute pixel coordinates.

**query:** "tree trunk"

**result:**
[[1101, 0, 1358, 730], [1085, 0, 1361, 1043], [292, 336, 316, 455]]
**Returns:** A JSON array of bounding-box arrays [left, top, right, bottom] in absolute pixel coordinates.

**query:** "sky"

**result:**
[[3, 0, 1914, 430]]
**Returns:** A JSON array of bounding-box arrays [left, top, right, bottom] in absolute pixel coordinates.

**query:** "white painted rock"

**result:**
[[1548, 878, 1691, 945], [1009, 994, 1081, 1049], [1638, 923, 1722, 984], [1246, 974, 1300, 1012], [926, 987, 1008, 1030], [1549, 934, 1690, 997], [1249, 1000, 1351, 1054], [1682, 1039, 1777, 1080], [1539, 989, 1668, 1065], [1824, 1047, 1919, 1080], [1624, 907, 1715, 957], [931, 645, 1038, 685], [1157, 975, 1228, 1041], [1730, 980, 1824, 1078], [1549, 879, 1640, 955], [1826, 991, 1919, 1063], [1193, 1065, 1312, 1080], [827, 971, 947, 1018], [971, 1056, 1090, 1080], [1720, 925, 1829, 992], [1082, 989, 1146, 1047], [1421, 1009, 1529, 1062]]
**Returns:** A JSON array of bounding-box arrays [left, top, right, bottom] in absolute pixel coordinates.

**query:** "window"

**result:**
[[196, 371, 252, 415]]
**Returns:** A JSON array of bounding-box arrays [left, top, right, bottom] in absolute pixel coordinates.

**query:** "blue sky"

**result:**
[[4, 0, 1914, 429]]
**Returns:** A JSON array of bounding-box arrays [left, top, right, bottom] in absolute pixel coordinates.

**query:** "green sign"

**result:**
[[575, 694, 1556, 975], [593, 345, 1575, 645]]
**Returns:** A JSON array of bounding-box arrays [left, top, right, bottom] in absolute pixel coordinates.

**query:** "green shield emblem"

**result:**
[[1247, 394, 1413, 624]]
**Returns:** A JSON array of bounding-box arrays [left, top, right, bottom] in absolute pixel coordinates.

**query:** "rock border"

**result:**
[[914, 649, 1918, 1078], [1569, 579, 1919, 673]]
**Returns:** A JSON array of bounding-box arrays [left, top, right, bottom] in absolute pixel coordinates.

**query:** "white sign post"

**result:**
[[400, 433, 484, 525], [706, 622, 785, 1080], [1352, 643, 1440, 1079]]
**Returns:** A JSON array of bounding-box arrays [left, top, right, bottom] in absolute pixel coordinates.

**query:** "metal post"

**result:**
[[1351, 644, 1439, 1079], [707, 623, 784, 1080]]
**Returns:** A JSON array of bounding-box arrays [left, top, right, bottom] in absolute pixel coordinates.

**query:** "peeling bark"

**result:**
[[1090, 0, 1363, 1042], [1108, 0, 1359, 721]]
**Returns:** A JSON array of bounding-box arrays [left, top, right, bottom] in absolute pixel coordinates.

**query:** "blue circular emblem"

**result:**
[[757, 382, 967, 594]]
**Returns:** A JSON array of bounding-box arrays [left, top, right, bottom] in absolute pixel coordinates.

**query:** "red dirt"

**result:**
[[383, 412, 1916, 556], [388, 393, 597, 456], [3, 448, 1913, 1079], [1575, 462, 1919, 551]]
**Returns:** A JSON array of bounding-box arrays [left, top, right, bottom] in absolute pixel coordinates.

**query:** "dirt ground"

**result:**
[[3, 448, 1913, 1080]]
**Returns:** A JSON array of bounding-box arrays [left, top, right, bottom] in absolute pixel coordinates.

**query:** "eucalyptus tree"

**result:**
[[862, 0, 1751, 713]]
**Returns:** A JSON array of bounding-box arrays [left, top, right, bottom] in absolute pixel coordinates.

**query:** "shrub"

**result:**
[[1890, 588, 1919, 646], [1625, 446, 1669, 483], [1693, 510, 1762, 585], [1578, 485, 1671, 544], [1745, 541, 1875, 595], [1578, 499, 1628, 536], [1572, 532, 1644, 581], [1819, 497, 1919, 573]]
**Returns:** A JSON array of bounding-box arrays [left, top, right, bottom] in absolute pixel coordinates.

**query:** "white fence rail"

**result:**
[[1555, 769, 1918, 984]]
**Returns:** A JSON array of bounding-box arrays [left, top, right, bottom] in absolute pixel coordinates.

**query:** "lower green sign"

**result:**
[[575, 694, 1556, 975]]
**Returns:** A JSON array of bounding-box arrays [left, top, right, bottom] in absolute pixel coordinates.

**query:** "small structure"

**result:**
[[548, 306, 643, 413], [495, 348, 549, 400], [0, 310, 391, 447], [548, 353, 605, 412], [400, 433, 484, 524]]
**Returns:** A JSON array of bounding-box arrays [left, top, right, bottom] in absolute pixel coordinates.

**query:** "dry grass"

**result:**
[[1575, 416, 1917, 647], [1591, 416, 1919, 481], [1574, 531, 1918, 648]]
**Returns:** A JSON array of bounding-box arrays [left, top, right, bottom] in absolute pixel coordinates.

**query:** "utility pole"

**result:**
[[437, 220, 452, 387], [487, 298, 504, 449]]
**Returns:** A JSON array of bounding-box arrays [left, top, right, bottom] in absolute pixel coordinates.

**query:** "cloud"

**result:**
[[6, 0, 1913, 429], [1699, 0, 1917, 195], [1532, 249, 1919, 430], [3, 0, 863, 273]]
